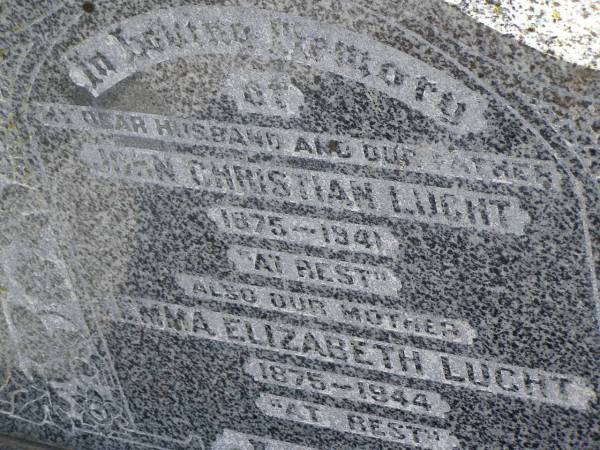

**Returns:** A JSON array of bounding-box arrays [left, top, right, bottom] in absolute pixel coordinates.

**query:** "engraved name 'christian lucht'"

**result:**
[[79, 143, 531, 234]]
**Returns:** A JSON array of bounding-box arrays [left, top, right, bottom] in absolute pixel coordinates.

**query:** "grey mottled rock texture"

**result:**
[[0, 1, 598, 449]]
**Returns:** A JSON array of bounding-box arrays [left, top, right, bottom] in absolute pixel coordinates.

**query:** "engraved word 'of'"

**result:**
[[64, 6, 487, 132]]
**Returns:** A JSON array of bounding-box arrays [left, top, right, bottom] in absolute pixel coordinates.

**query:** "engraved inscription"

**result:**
[[80, 144, 531, 234], [63, 6, 487, 131], [224, 70, 305, 117], [11, 1, 599, 449], [255, 394, 458, 449], [177, 274, 475, 344], [37, 103, 559, 189], [228, 246, 401, 295], [208, 206, 396, 256], [245, 357, 450, 417], [107, 297, 596, 409]]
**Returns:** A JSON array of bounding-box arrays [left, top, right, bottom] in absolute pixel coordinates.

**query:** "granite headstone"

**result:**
[[0, 1, 599, 449]]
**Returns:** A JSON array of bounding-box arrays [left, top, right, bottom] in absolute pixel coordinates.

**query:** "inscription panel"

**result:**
[[79, 143, 531, 234], [228, 246, 401, 294], [63, 6, 487, 132], [256, 394, 458, 449], [38, 103, 559, 189], [244, 357, 450, 416], [107, 297, 594, 409], [208, 206, 396, 256], [177, 274, 475, 344], [2, 1, 599, 450]]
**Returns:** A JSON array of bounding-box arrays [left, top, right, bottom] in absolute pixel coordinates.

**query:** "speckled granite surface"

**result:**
[[0, 1, 598, 449]]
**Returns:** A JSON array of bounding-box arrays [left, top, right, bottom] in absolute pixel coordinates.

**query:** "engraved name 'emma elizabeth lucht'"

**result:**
[[106, 296, 595, 410], [63, 6, 486, 132], [37, 103, 559, 190], [176, 273, 475, 344], [79, 144, 531, 234]]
